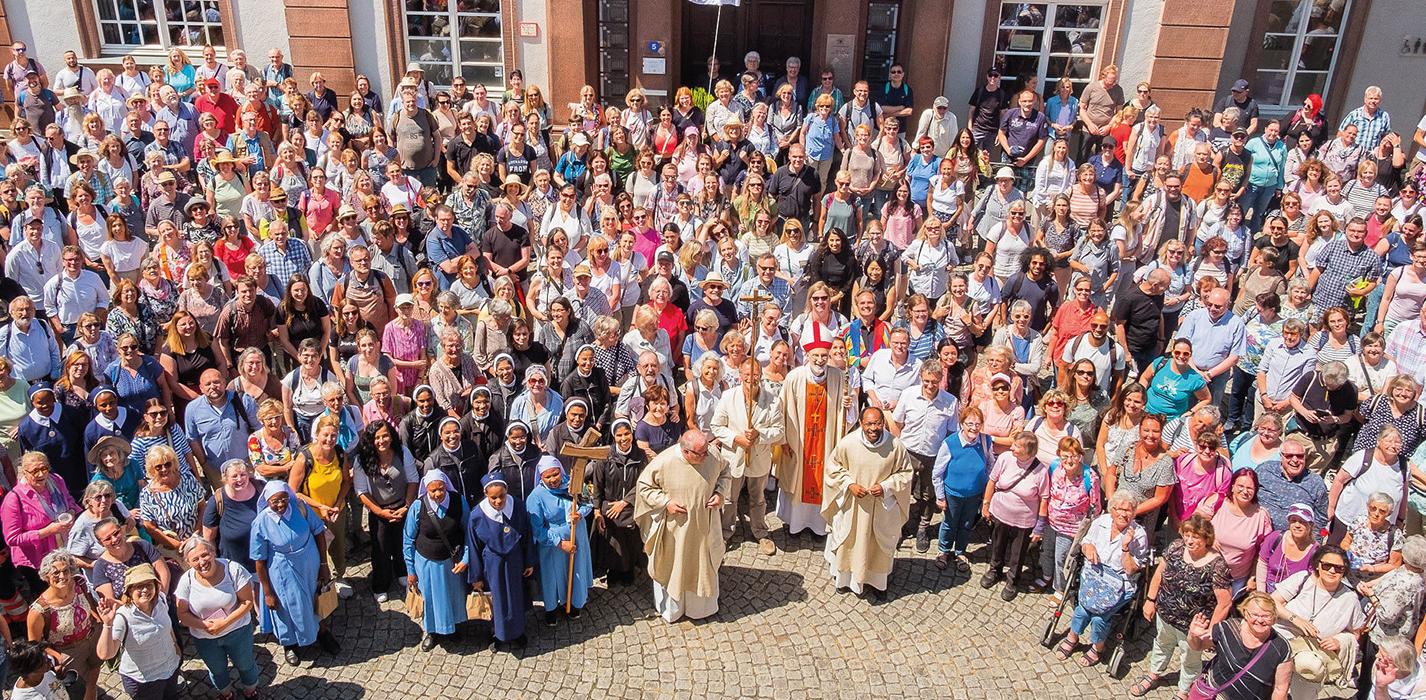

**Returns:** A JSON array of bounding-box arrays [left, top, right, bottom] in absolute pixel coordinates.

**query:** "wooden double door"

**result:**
[[680, 0, 815, 90]]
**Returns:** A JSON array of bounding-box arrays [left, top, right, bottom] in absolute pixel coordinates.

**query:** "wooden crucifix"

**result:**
[[559, 429, 607, 613]]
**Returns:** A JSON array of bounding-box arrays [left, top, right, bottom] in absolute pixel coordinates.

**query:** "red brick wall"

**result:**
[[1148, 1, 1238, 122], [285, 0, 357, 95]]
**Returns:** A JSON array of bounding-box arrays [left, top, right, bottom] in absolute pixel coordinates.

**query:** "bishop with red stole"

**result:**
[[775, 325, 849, 537]]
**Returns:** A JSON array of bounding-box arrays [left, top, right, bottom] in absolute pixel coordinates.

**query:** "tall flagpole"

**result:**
[[708, 2, 724, 93]]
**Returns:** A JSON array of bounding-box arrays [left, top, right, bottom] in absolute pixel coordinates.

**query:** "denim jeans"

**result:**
[[1038, 529, 1077, 593], [936, 494, 982, 556], [192, 622, 260, 692], [1069, 595, 1133, 645], [1241, 183, 1279, 231], [1226, 366, 1258, 433]]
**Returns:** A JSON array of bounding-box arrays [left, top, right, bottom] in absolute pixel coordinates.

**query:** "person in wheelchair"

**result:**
[[1052, 491, 1149, 667]]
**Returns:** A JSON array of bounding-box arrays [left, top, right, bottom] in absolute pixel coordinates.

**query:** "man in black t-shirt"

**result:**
[[1113, 268, 1168, 374], [481, 202, 532, 280], [967, 69, 1009, 151], [1213, 79, 1261, 135]]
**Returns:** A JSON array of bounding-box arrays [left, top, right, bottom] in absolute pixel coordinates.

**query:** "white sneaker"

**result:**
[[375, 591, 389, 604], [334, 580, 354, 599]]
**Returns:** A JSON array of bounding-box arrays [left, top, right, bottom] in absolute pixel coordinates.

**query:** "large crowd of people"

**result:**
[[0, 38, 1424, 699]]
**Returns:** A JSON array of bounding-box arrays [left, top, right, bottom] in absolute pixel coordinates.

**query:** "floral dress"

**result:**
[[247, 427, 301, 474], [1156, 539, 1232, 632], [139, 278, 180, 326]]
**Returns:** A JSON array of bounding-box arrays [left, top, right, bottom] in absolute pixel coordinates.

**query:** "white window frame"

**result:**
[[93, 0, 226, 57], [402, 0, 505, 90], [1253, 0, 1353, 112], [992, 1, 1106, 94]]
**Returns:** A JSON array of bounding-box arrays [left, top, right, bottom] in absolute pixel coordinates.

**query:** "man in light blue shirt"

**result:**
[[184, 369, 259, 489], [734, 253, 792, 321], [42, 245, 109, 344], [1175, 287, 1246, 408], [1242, 119, 1288, 230], [1, 296, 61, 382], [1256, 319, 1316, 418]]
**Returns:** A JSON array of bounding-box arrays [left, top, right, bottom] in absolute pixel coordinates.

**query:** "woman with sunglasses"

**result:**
[[1269, 544, 1366, 698], [137, 444, 207, 561], [105, 330, 171, 417], [1141, 337, 1211, 420], [1329, 424, 1408, 545], [66, 480, 136, 570], [1064, 359, 1109, 439]]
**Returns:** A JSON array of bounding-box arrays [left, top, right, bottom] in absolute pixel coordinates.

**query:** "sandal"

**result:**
[[1078, 647, 1101, 667], [1053, 638, 1078, 661], [1128, 675, 1158, 697]]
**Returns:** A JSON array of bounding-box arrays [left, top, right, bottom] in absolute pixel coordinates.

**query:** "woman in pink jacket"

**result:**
[[1, 452, 80, 593]]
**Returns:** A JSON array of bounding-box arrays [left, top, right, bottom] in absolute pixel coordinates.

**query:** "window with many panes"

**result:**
[[404, 0, 505, 89], [1254, 0, 1351, 109], [95, 0, 223, 50], [862, 1, 900, 87], [992, 2, 1103, 95]]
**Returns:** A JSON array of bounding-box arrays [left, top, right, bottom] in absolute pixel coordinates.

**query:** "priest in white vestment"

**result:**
[[776, 325, 849, 537], [633, 429, 732, 622], [822, 407, 913, 600]]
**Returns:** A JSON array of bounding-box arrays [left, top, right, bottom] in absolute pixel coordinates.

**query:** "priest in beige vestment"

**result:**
[[776, 328, 849, 537], [634, 429, 732, 622], [822, 407, 913, 600]]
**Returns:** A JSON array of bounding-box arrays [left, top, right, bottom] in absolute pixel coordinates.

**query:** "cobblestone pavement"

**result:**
[[101, 519, 1350, 700]]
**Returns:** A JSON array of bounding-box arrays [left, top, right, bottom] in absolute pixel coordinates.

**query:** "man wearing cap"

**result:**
[[915, 96, 959, 157], [194, 77, 239, 138], [1253, 436, 1329, 532], [711, 358, 783, 555], [15, 67, 57, 129], [686, 271, 737, 338], [1077, 64, 1125, 162], [53, 50, 96, 97], [261, 48, 293, 104], [564, 264, 611, 327], [824, 406, 913, 599], [1215, 118, 1255, 201], [143, 170, 192, 238], [0, 296, 61, 383], [997, 90, 1048, 191], [969, 73, 1017, 150], [1214, 79, 1261, 136], [642, 250, 691, 312], [634, 428, 732, 622], [43, 245, 108, 344], [388, 83, 440, 187], [778, 325, 850, 538]]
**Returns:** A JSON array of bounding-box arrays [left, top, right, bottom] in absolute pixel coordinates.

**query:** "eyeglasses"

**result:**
[[1045, 400, 1065, 407], [81, 323, 99, 329], [1074, 370, 1094, 376], [146, 410, 167, 418], [1171, 350, 1193, 358], [118, 344, 138, 351], [1089, 323, 1108, 330], [811, 295, 829, 302], [1318, 562, 1347, 574], [696, 325, 716, 332], [1282, 452, 1306, 460]]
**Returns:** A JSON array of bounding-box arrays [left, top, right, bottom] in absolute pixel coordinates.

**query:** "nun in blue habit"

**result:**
[[467, 470, 535, 647], [250, 479, 337, 666], [527, 455, 594, 625], [402, 468, 471, 651]]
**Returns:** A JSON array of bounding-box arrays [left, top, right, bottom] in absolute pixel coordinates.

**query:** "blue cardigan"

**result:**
[[934, 430, 994, 499]]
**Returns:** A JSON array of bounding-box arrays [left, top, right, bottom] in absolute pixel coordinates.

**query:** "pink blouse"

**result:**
[[382, 318, 429, 393], [1170, 453, 1230, 523]]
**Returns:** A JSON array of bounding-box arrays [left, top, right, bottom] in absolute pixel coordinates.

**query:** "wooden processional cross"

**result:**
[[559, 429, 608, 613], [737, 286, 775, 474]]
